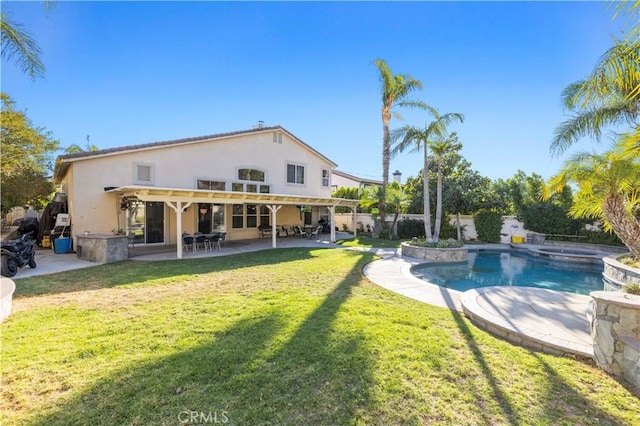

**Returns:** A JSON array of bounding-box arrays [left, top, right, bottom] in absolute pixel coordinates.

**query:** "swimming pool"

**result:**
[[411, 250, 605, 295]]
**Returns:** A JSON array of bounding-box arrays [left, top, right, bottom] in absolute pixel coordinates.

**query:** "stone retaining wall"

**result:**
[[590, 291, 640, 391], [603, 256, 640, 290], [400, 243, 468, 262]]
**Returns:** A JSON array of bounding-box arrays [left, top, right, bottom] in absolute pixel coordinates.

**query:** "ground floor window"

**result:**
[[246, 205, 257, 228], [231, 204, 267, 229], [232, 204, 243, 228], [260, 206, 270, 227]]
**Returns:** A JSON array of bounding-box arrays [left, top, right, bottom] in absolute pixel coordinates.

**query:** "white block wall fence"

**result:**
[[334, 213, 532, 244]]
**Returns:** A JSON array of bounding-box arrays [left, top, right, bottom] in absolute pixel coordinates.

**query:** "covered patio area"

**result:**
[[127, 231, 356, 261], [106, 186, 361, 259]]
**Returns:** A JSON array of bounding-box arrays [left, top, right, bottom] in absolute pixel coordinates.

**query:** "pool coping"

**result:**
[[363, 245, 597, 359]]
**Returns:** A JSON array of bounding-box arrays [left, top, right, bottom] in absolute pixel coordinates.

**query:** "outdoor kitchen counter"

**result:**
[[76, 234, 129, 264]]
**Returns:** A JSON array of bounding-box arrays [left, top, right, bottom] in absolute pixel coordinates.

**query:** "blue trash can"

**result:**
[[53, 237, 71, 254]]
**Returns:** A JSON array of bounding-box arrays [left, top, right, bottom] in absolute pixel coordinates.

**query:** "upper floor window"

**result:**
[[287, 163, 305, 185], [232, 182, 270, 193], [134, 162, 155, 185], [238, 168, 265, 182], [197, 179, 225, 191], [322, 169, 330, 187]]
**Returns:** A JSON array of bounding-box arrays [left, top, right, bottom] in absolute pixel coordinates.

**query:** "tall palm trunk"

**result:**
[[433, 157, 444, 242], [390, 210, 400, 238], [423, 145, 433, 240], [602, 194, 640, 259], [380, 116, 390, 232]]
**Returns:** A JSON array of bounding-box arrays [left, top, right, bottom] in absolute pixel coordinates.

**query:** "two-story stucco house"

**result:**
[[53, 125, 359, 258]]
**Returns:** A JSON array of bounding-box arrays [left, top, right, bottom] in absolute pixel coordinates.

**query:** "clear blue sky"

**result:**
[[2, 1, 625, 182]]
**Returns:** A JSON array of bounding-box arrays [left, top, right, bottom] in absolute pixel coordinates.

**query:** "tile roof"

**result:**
[[54, 125, 337, 181], [57, 125, 283, 160]]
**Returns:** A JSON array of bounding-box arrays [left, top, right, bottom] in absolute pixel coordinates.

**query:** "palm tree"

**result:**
[[551, 40, 639, 155], [431, 132, 463, 241], [1, 8, 47, 79], [391, 110, 464, 240], [374, 59, 425, 234], [360, 181, 407, 238], [544, 138, 640, 259], [64, 144, 99, 154], [386, 181, 409, 237], [613, 0, 640, 101], [64, 136, 99, 154]]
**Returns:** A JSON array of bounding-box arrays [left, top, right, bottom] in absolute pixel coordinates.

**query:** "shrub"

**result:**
[[579, 230, 625, 246], [624, 283, 640, 295], [407, 238, 464, 248], [438, 219, 462, 240], [545, 230, 625, 246], [617, 255, 640, 268], [396, 218, 465, 240], [377, 229, 392, 240], [474, 210, 503, 243], [397, 219, 425, 239], [520, 203, 587, 235]]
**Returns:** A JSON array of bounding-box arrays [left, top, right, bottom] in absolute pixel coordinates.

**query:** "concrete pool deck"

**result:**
[[362, 247, 595, 359], [12, 241, 597, 358]]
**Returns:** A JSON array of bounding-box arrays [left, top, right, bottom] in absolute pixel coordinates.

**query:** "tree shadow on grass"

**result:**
[[440, 289, 635, 425], [29, 255, 375, 425], [13, 247, 339, 298], [529, 352, 639, 424]]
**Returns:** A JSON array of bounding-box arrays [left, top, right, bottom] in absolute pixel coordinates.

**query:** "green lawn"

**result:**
[[1, 248, 638, 425], [335, 236, 403, 249]]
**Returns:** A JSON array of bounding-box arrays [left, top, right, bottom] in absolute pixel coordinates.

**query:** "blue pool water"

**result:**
[[411, 251, 605, 295]]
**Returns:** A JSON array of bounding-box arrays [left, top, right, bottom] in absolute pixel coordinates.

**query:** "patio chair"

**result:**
[[309, 225, 323, 239], [207, 234, 222, 250], [259, 225, 273, 239], [182, 234, 195, 252], [194, 234, 209, 251], [295, 225, 307, 238]]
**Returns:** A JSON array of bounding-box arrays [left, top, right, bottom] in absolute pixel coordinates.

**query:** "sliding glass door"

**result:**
[[197, 203, 225, 234], [127, 200, 164, 244]]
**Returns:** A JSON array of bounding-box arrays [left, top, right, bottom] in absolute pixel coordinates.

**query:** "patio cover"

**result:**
[[105, 186, 360, 258]]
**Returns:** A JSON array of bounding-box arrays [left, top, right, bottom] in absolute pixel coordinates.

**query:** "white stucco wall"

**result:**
[[59, 129, 338, 246], [335, 213, 532, 244], [331, 173, 360, 190]]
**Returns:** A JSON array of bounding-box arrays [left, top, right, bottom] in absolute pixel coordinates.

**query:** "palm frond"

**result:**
[[620, 127, 640, 154], [560, 81, 588, 110], [0, 12, 45, 79], [391, 126, 425, 156], [374, 58, 394, 101], [397, 100, 434, 113], [550, 102, 637, 155], [552, 37, 639, 154]]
